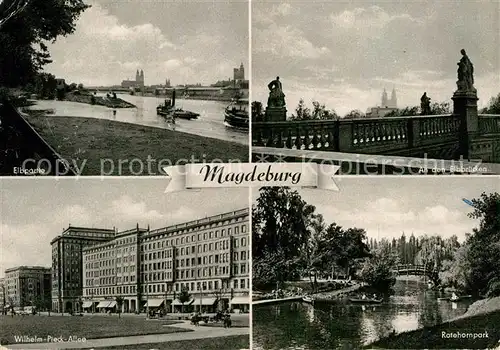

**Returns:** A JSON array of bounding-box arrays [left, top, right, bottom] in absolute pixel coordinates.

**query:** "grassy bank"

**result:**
[[23, 114, 248, 175], [94, 335, 249, 349], [0, 315, 188, 346]]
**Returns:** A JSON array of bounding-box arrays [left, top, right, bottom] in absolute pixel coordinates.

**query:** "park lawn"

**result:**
[[0, 315, 189, 346], [366, 310, 500, 349], [93, 335, 249, 349], [23, 114, 248, 175]]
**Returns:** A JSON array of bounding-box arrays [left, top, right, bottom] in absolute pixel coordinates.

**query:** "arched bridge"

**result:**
[[394, 264, 428, 276]]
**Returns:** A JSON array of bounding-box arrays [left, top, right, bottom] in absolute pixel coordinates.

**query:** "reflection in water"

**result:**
[[28, 94, 247, 144], [253, 278, 473, 350]]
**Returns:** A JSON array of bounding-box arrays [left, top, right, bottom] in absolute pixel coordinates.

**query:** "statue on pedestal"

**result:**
[[456, 49, 476, 93], [420, 92, 431, 115], [267, 76, 286, 108]]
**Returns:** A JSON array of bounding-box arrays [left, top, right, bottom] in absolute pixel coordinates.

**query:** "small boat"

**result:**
[[172, 108, 200, 120], [438, 295, 472, 302], [156, 89, 199, 120], [302, 296, 314, 304], [224, 98, 249, 129], [349, 298, 383, 304]]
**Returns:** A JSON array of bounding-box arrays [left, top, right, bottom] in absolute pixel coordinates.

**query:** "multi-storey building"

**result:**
[[50, 226, 116, 313], [82, 208, 249, 314], [0, 277, 6, 311], [3, 266, 51, 308]]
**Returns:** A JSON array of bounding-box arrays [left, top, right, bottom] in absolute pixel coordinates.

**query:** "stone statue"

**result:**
[[456, 49, 475, 92], [267, 76, 286, 108], [420, 92, 431, 115]]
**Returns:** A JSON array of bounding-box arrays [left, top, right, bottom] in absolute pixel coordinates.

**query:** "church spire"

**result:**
[[381, 88, 388, 107], [390, 87, 397, 108]]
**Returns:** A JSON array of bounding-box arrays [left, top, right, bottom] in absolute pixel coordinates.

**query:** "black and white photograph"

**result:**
[[0, 0, 249, 176], [0, 179, 250, 349], [251, 1, 500, 174], [252, 177, 500, 349]]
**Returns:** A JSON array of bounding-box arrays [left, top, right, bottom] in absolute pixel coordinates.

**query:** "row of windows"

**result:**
[[140, 225, 247, 252], [83, 277, 249, 298]]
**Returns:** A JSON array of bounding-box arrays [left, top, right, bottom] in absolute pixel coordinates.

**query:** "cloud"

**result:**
[[107, 195, 166, 223], [330, 5, 425, 35], [45, 2, 246, 86], [254, 23, 330, 59], [314, 199, 473, 241]]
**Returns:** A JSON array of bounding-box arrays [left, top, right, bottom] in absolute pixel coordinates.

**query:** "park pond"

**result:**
[[28, 94, 248, 145], [252, 276, 475, 350]]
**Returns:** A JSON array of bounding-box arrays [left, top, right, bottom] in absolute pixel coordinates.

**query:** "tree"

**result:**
[[430, 101, 451, 115], [253, 187, 315, 264], [481, 93, 500, 114], [289, 99, 338, 120], [115, 296, 124, 318], [0, 0, 91, 87], [252, 101, 264, 122], [359, 245, 398, 291], [465, 192, 500, 296], [177, 288, 191, 313], [343, 109, 364, 119]]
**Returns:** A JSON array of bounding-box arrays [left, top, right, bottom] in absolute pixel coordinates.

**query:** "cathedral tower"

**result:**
[[381, 89, 388, 107]]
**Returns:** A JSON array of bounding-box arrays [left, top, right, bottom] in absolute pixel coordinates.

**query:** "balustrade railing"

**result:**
[[253, 114, 461, 155], [478, 114, 500, 135]]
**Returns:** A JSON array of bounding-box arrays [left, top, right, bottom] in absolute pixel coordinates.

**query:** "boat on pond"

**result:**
[[224, 98, 248, 130], [349, 298, 383, 304], [437, 294, 472, 302]]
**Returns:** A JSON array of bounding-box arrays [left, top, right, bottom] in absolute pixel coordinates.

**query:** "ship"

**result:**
[[156, 89, 199, 120], [224, 98, 249, 130]]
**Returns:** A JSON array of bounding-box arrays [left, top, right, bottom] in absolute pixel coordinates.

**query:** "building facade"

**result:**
[[366, 88, 398, 117], [50, 226, 116, 313], [121, 69, 145, 89], [82, 208, 250, 314], [3, 266, 51, 309]]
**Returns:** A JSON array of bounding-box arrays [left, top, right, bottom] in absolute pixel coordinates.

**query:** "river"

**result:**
[[27, 94, 248, 145], [252, 277, 474, 350]]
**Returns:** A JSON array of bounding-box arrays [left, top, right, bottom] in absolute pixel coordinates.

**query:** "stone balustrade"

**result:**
[[478, 114, 500, 135], [253, 114, 462, 157]]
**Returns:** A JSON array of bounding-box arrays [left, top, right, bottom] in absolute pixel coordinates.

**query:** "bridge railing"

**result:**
[[252, 114, 461, 157], [478, 114, 500, 135]]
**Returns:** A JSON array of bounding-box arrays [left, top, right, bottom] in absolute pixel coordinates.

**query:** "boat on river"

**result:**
[[349, 298, 383, 304], [224, 98, 248, 129], [156, 89, 199, 120]]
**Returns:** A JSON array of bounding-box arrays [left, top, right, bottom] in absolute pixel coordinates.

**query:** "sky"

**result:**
[[252, 176, 499, 242], [44, 0, 249, 87], [0, 178, 248, 278], [252, 1, 500, 116]]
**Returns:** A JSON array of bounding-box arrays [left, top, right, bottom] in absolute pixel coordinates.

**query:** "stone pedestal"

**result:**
[[452, 90, 479, 160], [265, 106, 287, 122]]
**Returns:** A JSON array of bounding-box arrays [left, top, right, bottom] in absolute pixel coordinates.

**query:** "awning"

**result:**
[[230, 296, 249, 305], [96, 301, 109, 308], [146, 299, 164, 308], [171, 298, 194, 306], [107, 301, 117, 308], [82, 302, 93, 308], [193, 298, 217, 306]]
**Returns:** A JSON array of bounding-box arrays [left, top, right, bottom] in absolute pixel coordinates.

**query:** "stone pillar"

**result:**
[[265, 106, 287, 122], [452, 90, 479, 160]]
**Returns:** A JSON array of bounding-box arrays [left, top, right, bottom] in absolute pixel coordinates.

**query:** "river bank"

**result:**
[[65, 93, 136, 108], [366, 296, 500, 349], [23, 113, 248, 175]]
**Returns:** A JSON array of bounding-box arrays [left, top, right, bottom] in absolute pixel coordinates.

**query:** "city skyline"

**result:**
[[0, 179, 248, 278], [253, 1, 500, 116], [44, 0, 249, 86], [253, 177, 499, 242]]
